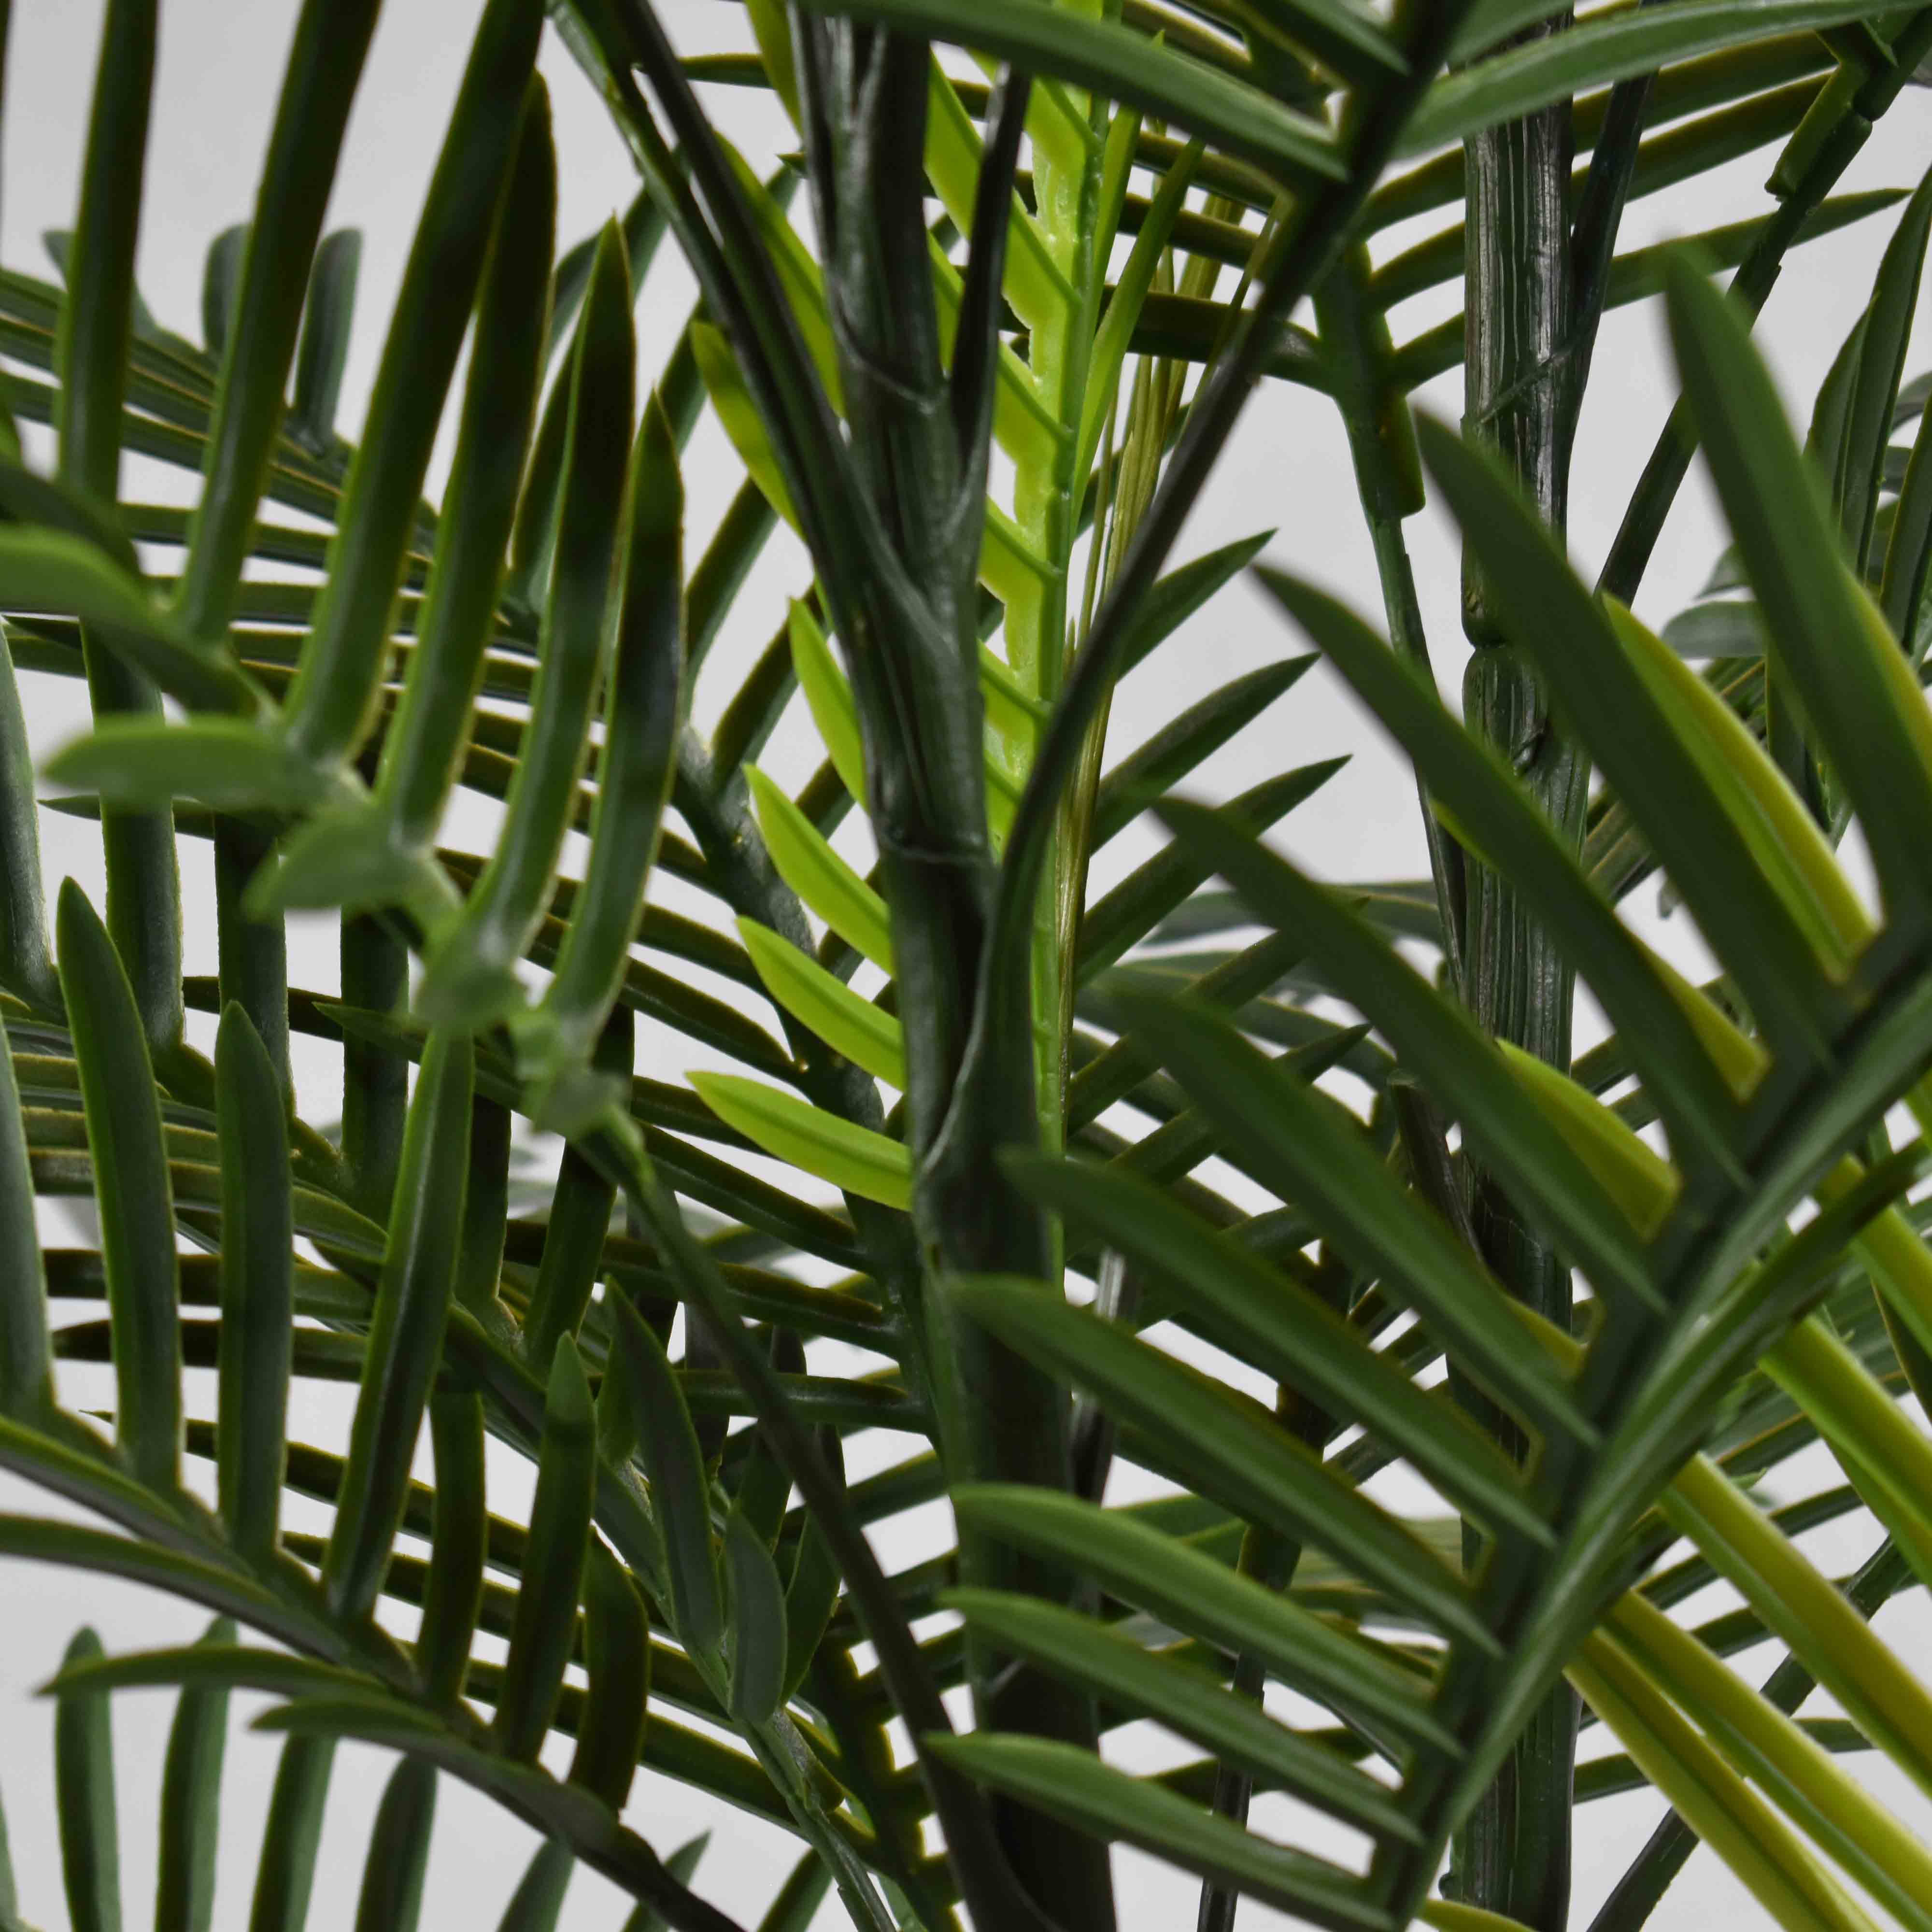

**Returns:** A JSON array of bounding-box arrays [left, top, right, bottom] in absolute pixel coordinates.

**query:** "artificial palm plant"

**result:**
[[5, 0, 1932, 1927]]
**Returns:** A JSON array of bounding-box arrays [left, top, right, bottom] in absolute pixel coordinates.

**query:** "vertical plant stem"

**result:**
[[1454, 19, 1583, 1926], [1316, 243, 1464, 992], [790, 26, 1113, 1923]]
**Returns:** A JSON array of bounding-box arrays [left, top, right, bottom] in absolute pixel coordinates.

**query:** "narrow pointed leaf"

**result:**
[[1664, 256, 1932, 914], [288, 228, 361, 450], [0, 528, 250, 711], [1113, 975, 1611, 1427], [691, 1074, 911, 1209], [496, 1840, 574, 1932], [570, 1540, 651, 1810], [949, 1281, 1493, 1647], [1609, 1589, 1932, 1932], [1093, 655, 1313, 849], [56, 881, 179, 1490], [517, 396, 684, 1128], [1255, 568, 1744, 1180], [46, 717, 334, 814], [619, 1833, 710, 1932], [246, 1737, 335, 1932], [1664, 1454, 1932, 1801], [1405, 0, 1912, 152], [1080, 761, 1347, 981], [745, 766, 893, 969], [495, 1336, 596, 1760], [738, 921, 905, 1087], [351, 1758, 436, 1932], [946, 1588, 1420, 1843], [418, 1392, 487, 1708], [371, 90, 554, 851], [1569, 1629, 1877, 1932], [56, 0, 155, 502], [788, 601, 867, 806], [1840, 167, 1932, 568], [0, 1012, 53, 1415], [56, 1626, 122, 1932], [724, 1506, 788, 1723], [280, 2, 546, 759], [155, 1617, 234, 1932], [173, 0, 383, 639], [1416, 414, 1844, 1054], [1005, 1152, 1548, 1540], [214, 1003, 292, 1560], [324, 1031, 474, 1623], [608, 1296, 722, 1661], [926, 1734, 1391, 1930], [421, 217, 634, 1027]]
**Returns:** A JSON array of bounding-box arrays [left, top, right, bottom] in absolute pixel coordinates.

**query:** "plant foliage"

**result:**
[[3, 0, 1932, 1928]]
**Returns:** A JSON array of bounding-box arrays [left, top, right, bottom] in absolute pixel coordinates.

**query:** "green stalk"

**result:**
[[1452, 16, 1583, 1927]]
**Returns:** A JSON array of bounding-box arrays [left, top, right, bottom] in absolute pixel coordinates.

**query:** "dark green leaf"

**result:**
[[620, 1833, 710, 1932], [1839, 166, 1932, 570], [1122, 533, 1275, 675], [323, 1030, 473, 1623], [948, 1281, 1495, 1648], [1252, 568, 1745, 1183], [214, 1003, 292, 1560], [1414, 413, 1845, 1056], [56, 0, 155, 503], [781, 1434, 843, 1701], [199, 225, 247, 359], [724, 1506, 788, 1724], [608, 1296, 722, 1660], [928, 1733, 1391, 1930], [56, 1626, 122, 1932], [797, 0, 1344, 185], [1118, 892, 1644, 1376], [420, 215, 634, 1029], [1664, 254, 1932, 913], [570, 1540, 651, 1810], [155, 1617, 234, 1932], [418, 1392, 487, 1708], [279, 3, 544, 759], [351, 1759, 436, 1932], [173, 0, 383, 639], [288, 228, 360, 450], [1405, 0, 1907, 152], [1079, 760, 1345, 981], [496, 1839, 574, 1932], [1093, 656, 1312, 847], [495, 1337, 596, 1761], [947, 1588, 1419, 1843], [754, 1853, 831, 1932], [0, 527, 251, 710], [517, 396, 684, 1132], [0, 1012, 52, 1416], [366, 82, 554, 853], [56, 881, 180, 1490], [245, 1737, 335, 1932], [1005, 1151, 1548, 1541]]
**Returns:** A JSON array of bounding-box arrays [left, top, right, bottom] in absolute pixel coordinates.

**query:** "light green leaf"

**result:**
[[691, 1074, 911, 1209]]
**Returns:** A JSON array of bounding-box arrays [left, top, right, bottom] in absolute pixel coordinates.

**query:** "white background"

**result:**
[[2, 3, 1931, 1927]]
